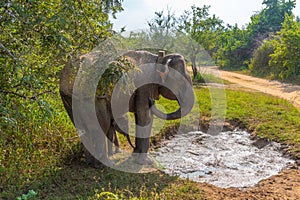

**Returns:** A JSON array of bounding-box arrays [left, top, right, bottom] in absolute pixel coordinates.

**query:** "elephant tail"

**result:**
[[113, 121, 135, 149], [125, 134, 135, 149]]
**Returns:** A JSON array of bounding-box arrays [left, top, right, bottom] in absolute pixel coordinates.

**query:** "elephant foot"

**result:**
[[86, 155, 115, 168], [83, 145, 114, 168], [114, 148, 121, 154], [133, 153, 154, 165], [108, 148, 121, 157], [99, 157, 115, 167]]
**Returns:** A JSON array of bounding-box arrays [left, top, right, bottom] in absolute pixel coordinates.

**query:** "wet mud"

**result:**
[[152, 130, 295, 188]]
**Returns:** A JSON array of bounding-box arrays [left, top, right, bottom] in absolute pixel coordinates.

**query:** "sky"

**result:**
[[111, 0, 300, 32]]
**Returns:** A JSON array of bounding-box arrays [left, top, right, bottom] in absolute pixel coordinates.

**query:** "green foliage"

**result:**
[[247, 13, 300, 82], [247, 0, 296, 47], [0, 0, 123, 198], [0, 0, 123, 127], [97, 56, 140, 96], [193, 73, 205, 83], [17, 190, 37, 200], [269, 14, 300, 80], [177, 5, 223, 76], [216, 25, 251, 69], [257, 0, 295, 34], [217, 0, 296, 70], [249, 38, 275, 76]]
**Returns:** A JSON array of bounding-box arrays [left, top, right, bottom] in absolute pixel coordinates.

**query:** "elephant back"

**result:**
[[122, 50, 158, 66], [60, 51, 143, 100]]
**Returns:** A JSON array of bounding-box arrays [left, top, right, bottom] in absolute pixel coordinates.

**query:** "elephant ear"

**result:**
[[165, 54, 192, 85]]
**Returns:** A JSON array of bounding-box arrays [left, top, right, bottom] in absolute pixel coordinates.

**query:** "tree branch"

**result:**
[[0, 90, 56, 100], [0, 43, 18, 62]]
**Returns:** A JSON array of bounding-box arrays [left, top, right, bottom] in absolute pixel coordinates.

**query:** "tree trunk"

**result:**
[[191, 57, 198, 78]]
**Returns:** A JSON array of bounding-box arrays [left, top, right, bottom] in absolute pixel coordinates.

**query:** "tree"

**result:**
[[269, 14, 300, 80], [216, 24, 251, 69], [217, 0, 296, 70], [0, 0, 123, 127], [249, 38, 275, 75], [247, 0, 296, 47], [177, 5, 223, 77], [147, 8, 177, 50]]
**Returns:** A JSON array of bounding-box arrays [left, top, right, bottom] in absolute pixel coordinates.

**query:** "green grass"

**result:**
[[224, 89, 300, 144], [1, 86, 300, 199]]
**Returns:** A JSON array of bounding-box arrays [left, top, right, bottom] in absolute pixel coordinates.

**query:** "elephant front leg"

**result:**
[[133, 111, 154, 165]]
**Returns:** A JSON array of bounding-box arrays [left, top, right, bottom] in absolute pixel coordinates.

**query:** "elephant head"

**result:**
[[122, 50, 194, 121], [150, 53, 194, 120]]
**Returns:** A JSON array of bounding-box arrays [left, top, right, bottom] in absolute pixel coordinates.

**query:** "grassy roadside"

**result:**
[[1, 87, 300, 199]]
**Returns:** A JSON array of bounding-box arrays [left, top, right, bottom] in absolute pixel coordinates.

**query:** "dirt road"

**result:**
[[203, 66, 300, 109]]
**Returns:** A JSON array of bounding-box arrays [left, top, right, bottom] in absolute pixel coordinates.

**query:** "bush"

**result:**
[[193, 73, 205, 83], [249, 38, 275, 76], [269, 15, 300, 81]]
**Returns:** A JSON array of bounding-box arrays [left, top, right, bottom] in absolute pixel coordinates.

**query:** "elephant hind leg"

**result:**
[[107, 123, 122, 156], [107, 126, 114, 156], [113, 135, 121, 154]]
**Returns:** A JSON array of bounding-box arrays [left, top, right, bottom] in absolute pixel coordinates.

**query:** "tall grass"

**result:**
[[0, 94, 78, 198]]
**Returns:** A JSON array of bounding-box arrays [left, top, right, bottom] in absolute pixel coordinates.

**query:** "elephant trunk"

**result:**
[[149, 96, 194, 120], [150, 103, 182, 120]]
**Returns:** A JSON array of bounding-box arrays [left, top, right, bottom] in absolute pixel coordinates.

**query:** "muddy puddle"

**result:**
[[152, 130, 295, 188]]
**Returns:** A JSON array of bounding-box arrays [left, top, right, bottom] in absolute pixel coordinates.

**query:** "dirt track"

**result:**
[[203, 66, 300, 109]]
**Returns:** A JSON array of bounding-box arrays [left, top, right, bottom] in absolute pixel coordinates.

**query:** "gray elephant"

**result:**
[[59, 50, 194, 165]]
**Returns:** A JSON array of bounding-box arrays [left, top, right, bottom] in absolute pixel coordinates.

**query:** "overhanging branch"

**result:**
[[0, 43, 18, 62], [0, 90, 56, 100]]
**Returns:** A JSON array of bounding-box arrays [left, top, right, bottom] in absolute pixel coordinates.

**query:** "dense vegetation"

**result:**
[[1, 0, 300, 199], [0, 0, 123, 197], [128, 0, 299, 82], [250, 14, 300, 81]]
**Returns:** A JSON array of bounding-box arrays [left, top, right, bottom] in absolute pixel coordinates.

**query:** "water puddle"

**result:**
[[152, 130, 295, 188]]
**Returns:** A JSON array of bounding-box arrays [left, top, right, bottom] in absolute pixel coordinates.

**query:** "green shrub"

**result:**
[[249, 38, 275, 76], [193, 73, 205, 83], [269, 15, 300, 81]]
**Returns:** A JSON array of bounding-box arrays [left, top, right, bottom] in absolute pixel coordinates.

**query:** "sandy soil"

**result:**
[[203, 66, 300, 109], [197, 67, 300, 199], [199, 168, 300, 200]]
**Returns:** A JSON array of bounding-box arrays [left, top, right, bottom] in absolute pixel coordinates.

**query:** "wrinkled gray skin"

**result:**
[[59, 50, 194, 165], [59, 65, 132, 164]]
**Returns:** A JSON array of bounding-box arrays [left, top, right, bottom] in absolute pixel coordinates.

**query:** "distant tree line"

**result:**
[[124, 0, 299, 82]]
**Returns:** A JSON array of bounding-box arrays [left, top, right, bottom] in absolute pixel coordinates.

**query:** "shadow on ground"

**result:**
[[15, 158, 176, 199]]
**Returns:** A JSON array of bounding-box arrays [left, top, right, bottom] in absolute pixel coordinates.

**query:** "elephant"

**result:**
[[59, 59, 134, 166], [59, 50, 194, 166]]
